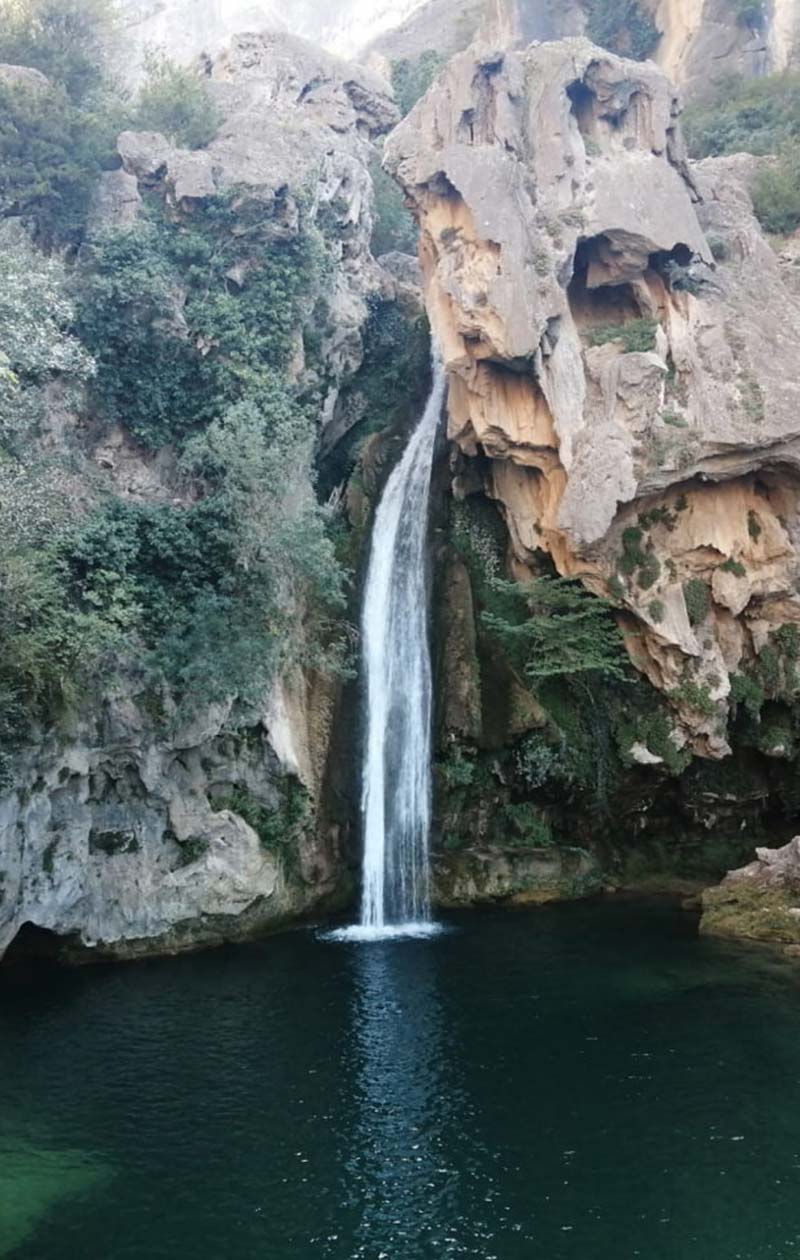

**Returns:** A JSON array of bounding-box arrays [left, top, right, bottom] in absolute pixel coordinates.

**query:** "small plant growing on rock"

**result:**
[[588, 318, 659, 353], [683, 578, 712, 626], [748, 509, 763, 541], [648, 599, 665, 623], [720, 557, 747, 577]]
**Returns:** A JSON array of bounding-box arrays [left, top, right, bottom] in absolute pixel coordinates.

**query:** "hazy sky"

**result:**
[[218, 0, 428, 55]]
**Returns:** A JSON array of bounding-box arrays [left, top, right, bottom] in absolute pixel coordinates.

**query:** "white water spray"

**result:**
[[336, 355, 446, 941]]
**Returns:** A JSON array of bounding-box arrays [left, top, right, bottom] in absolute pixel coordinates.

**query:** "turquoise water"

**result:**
[[2, 900, 800, 1258]]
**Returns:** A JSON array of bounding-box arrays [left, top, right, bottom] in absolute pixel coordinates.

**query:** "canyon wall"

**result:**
[[384, 36, 800, 900], [0, 33, 408, 962]]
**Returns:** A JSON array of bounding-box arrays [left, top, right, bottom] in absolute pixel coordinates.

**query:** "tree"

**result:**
[[135, 52, 220, 150], [0, 0, 117, 104], [0, 236, 93, 450], [482, 576, 629, 683]]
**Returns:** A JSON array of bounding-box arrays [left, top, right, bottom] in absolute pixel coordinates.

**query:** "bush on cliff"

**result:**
[[134, 52, 220, 150], [0, 0, 117, 104], [0, 0, 126, 240], [584, 0, 660, 61], [684, 73, 800, 234], [75, 198, 325, 447]]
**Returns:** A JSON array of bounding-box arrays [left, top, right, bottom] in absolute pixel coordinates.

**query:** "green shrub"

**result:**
[[729, 672, 765, 718], [752, 148, 800, 234], [683, 578, 711, 626], [669, 680, 716, 716], [720, 556, 746, 577], [648, 599, 665, 623], [438, 744, 477, 789], [0, 78, 118, 240], [370, 154, 418, 255], [616, 707, 691, 774], [76, 198, 325, 448], [584, 0, 660, 60], [483, 576, 629, 683], [391, 51, 446, 116], [0, 237, 93, 450], [0, 0, 126, 240], [684, 71, 800, 159], [748, 509, 763, 541], [135, 52, 220, 149], [0, 0, 117, 104], [502, 802, 555, 848], [587, 318, 658, 353]]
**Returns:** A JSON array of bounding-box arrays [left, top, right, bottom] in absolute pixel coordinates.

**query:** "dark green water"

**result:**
[[2, 900, 800, 1259]]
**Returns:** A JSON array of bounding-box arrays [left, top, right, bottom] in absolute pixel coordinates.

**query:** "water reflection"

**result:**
[[334, 940, 514, 1260]]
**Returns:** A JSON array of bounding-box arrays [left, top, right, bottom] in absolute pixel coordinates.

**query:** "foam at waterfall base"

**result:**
[[322, 921, 446, 944]]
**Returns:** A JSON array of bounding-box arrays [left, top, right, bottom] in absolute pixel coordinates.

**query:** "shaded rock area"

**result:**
[[434, 843, 603, 906], [701, 838, 800, 946]]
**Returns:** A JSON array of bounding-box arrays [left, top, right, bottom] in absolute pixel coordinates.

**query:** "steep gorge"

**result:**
[[3, 3, 800, 962]]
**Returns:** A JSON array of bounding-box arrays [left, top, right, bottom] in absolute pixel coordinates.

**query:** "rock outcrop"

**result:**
[[434, 842, 603, 905], [387, 37, 800, 758], [0, 674, 347, 961], [701, 837, 800, 945], [0, 32, 402, 963]]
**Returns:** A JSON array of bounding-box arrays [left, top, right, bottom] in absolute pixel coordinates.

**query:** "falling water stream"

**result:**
[[339, 354, 446, 939]]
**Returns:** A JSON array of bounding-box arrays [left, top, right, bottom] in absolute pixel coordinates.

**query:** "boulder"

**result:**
[[701, 837, 800, 945]]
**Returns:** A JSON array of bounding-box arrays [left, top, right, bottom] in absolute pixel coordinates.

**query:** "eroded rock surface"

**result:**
[[387, 37, 800, 758]]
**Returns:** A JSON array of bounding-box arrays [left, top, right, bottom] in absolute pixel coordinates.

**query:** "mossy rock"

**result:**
[[700, 879, 800, 944]]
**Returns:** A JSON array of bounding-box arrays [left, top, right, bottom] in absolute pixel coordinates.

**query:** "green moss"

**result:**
[[748, 509, 763, 541], [587, 318, 659, 353], [720, 556, 747, 577], [661, 409, 689, 428], [41, 837, 59, 875], [89, 829, 140, 856], [176, 836, 209, 868], [502, 803, 555, 848], [669, 680, 716, 717], [648, 599, 665, 623], [702, 878, 800, 944], [683, 578, 711, 626]]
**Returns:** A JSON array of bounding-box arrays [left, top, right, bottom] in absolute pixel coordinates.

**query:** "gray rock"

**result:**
[[86, 169, 143, 238]]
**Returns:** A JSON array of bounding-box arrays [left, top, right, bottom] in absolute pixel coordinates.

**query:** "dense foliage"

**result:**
[[584, 0, 660, 61], [134, 52, 220, 149], [76, 195, 326, 447], [0, 0, 126, 241], [390, 52, 446, 118], [482, 577, 629, 684], [369, 154, 417, 256], [684, 72, 800, 234], [0, 0, 115, 103]]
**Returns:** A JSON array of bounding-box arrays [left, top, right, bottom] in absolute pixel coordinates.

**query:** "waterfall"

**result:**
[[333, 354, 446, 941]]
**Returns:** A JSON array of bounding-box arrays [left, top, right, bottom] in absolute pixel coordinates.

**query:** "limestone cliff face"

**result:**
[[386, 37, 800, 761], [0, 34, 400, 963], [366, 0, 799, 102]]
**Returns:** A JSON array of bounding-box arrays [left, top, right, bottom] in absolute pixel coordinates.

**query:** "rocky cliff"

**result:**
[[0, 31, 408, 963], [384, 36, 800, 900]]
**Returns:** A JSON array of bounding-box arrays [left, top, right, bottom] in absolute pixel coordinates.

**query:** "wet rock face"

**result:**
[[387, 37, 800, 756], [433, 843, 603, 905], [701, 838, 800, 945]]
